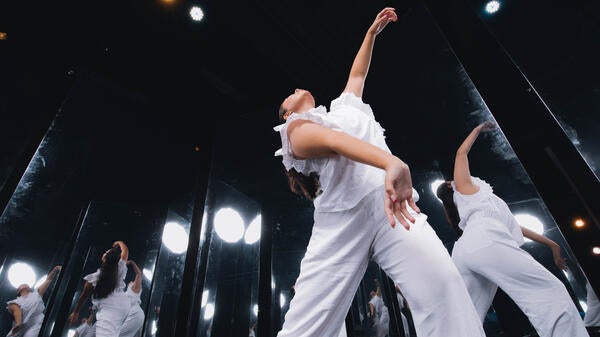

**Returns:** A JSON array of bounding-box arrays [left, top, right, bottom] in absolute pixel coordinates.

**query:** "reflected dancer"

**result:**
[[436, 121, 590, 337], [368, 279, 389, 337], [5, 265, 61, 337], [119, 260, 145, 337]]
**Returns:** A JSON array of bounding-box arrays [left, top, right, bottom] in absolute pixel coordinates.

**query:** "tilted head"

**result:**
[[435, 181, 462, 234], [16, 284, 32, 297], [278, 89, 316, 122]]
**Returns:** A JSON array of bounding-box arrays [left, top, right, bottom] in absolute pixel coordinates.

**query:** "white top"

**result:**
[[75, 322, 91, 336], [368, 295, 387, 320], [83, 259, 128, 293], [6, 291, 45, 328], [126, 285, 142, 307], [274, 92, 392, 212], [452, 177, 525, 245]]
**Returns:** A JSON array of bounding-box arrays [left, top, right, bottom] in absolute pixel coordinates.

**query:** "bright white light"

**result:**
[[485, 1, 500, 14], [280, 293, 286, 307], [214, 207, 245, 243], [253, 304, 258, 316], [7, 262, 36, 289], [190, 6, 204, 21], [151, 320, 157, 335], [201, 290, 209, 307], [580, 300, 588, 312], [593, 247, 600, 255], [143, 268, 153, 281], [430, 179, 445, 201], [562, 270, 570, 280], [67, 329, 76, 337], [204, 303, 215, 320], [244, 214, 261, 244], [200, 212, 207, 242], [271, 279, 275, 290], [162, 221, 189, 254], [514, 214, 544, 242], [34, 275, 47, 289]]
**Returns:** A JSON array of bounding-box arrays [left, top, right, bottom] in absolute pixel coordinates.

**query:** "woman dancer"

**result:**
[[119, 260, 145, 337], [436, 121, 590, 337]]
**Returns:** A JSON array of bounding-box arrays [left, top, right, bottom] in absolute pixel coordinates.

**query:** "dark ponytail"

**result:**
[[436, 182, 463, 236], [278, 106, 322, 201], [94, 246, 121, 299]]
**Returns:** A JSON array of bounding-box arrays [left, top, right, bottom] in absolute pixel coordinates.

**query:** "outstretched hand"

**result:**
[[384, 158, 420, 230], [552, 245, 568, 271], [369, 7, 398, 36], [478, 120, 497, 132]]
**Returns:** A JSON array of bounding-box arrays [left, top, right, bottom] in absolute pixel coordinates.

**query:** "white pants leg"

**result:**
[[94, 293, 131, 337], [370, 214, 485, 336], [375, 308, 390, 337], [118, 306, 145, 337], [22, 323, 42, 337], [584, 281, 600, 327], [453, 240, 590, 337], [276, 187, 485, 337]]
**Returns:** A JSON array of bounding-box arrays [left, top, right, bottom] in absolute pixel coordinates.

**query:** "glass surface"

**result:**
[[471, 0, 600, 179]]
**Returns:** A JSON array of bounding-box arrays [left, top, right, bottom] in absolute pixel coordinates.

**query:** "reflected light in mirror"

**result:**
[[430, 179, 444, 202], [143, 268, 153, 281], [580, 300, 588, 312], [151, 320, 157, 335], [7, 262, 36, 288], [162, 221, 189, 254], [214, 207, 245, 243], [34, 275, 47, 289], [202, 290, 209, 307], [280, 293, 286, 307], [253, 304, 258, 316], [485, 0, 500, 14], [593, 247, 600, 255], [190, 6, 204, 21], [204, 303, 215, 320], [67, 329, 76, 337], [200, 211, 207, 242], [574, 218, 586, 228], [514, 213, 544, 242], [244, 214, 261, 244]]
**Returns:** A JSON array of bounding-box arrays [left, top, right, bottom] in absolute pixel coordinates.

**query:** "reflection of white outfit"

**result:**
[[84, 259, 130, 337], [83, 323, 96, 337], [119, 285, 145, 337], [369, 295, 389, 337], [584, 281, 600, 327], [5, 291, 45, 337], [395, 286, 410, 337], [274, 93, 484, 337], [451, 177, 589, 337], [74, 321, 91, 337]]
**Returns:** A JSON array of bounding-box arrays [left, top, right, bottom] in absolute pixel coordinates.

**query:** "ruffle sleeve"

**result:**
[[451, 176, 493, 200], [83, 270, 101, 287], [330, 92, 385, 136], [6, 297, 23, 310], [273, 106, 332, 175]]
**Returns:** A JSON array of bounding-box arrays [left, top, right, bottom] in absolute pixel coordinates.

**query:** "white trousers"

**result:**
[[584, 281, 600, 327], [276, 187, 485, 337], [374, 307, 390, 337], [93, 292, 131, 337], [118, 306, 144, 337], [452, 230, 590, 337]]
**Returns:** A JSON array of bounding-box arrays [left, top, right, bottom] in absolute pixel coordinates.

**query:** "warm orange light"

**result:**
[[160, 0, 175, 4], [0, 32, 7, 40], [194, 146, 200, 152], [574, 218, 585, 228]]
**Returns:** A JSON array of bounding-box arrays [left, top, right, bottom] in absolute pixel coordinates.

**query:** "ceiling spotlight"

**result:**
[[162, 221, 189, 254], [244, 214, 261, 244], [574, 218, 585, 228], [485, 1, 501, 14], [0, 32, 7, 40], [214, 207, 245, 243], [592, 246, 600, 255], [190, 6, 204, 21], [514, 213, 544, 242], [7, 262, 36, 289], [204, 303, 215, 320]]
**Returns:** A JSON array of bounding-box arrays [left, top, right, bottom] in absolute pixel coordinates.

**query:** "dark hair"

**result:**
[[435, 182, 463, 235], [277, 109, 322, 201], [94, 246, 121, 299]]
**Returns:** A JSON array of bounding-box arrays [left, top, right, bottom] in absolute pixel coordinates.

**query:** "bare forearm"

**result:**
[[9, 305, 22, 325], [329, 130, 401, 170], [457, 125, 483, 156], [521, 227, 558, 249], [348, 32, 375, 82]]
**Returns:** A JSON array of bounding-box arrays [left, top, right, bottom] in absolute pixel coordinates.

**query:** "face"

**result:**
[[17, 284, 31, 297], [281, 88, 315, 119]]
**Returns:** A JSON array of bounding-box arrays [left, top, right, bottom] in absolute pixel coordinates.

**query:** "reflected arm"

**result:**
[[113, 241, 129, 261], [69, 282, 94, 325], [128, 260, 143, 293], [37, 265, 61, 297], [453, 125, 485, 195], [8, 303, 22, 326], [521, 226, 567, 270]]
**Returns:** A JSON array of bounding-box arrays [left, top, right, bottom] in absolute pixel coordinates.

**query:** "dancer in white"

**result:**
[[119, 260, 145, 337], [368, 279, 389, 337], [273, 7, 485, 337], [69, 241, 131, 337], [5, 265, 61, 337], [584, 281, 600, 329], [436, 121, 590, 337]]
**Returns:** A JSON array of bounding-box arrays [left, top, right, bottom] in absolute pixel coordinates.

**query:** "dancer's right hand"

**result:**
[[384, 157, 420, 230]]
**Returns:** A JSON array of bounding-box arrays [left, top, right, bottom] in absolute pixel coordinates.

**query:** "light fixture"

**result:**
[[151, 320, 157, 335], [253, 304, 258, 316], [161, 221, 189, 254], [204, 303, 215, 320], [514, 214, 544, 242], [574, 218, 585, 228], [0, 32, 7, 40], [430, 179, 445, 201], [190, 6, 204, 21], [201, 290, 209, 307], [244, 214, 261, 244], [280, 293, 286, 307], [214, 207, 245, 243], [485, 1, 501, 14], [592, 247, 600, 255], [7, 262, 36, 289]]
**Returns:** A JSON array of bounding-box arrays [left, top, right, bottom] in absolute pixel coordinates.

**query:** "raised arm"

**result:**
[[113, 241, 129, 261], [453, 121, 496, 195], [374, 279, 382, 297], [287, 120, 419, 229], [521, 227, 567, 270], [37, 265, 61, 297], [69, 281, 94, 325], [343, 7, 397, 97], [8, 303, 23, 332], [127, 260, 143, 293]]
